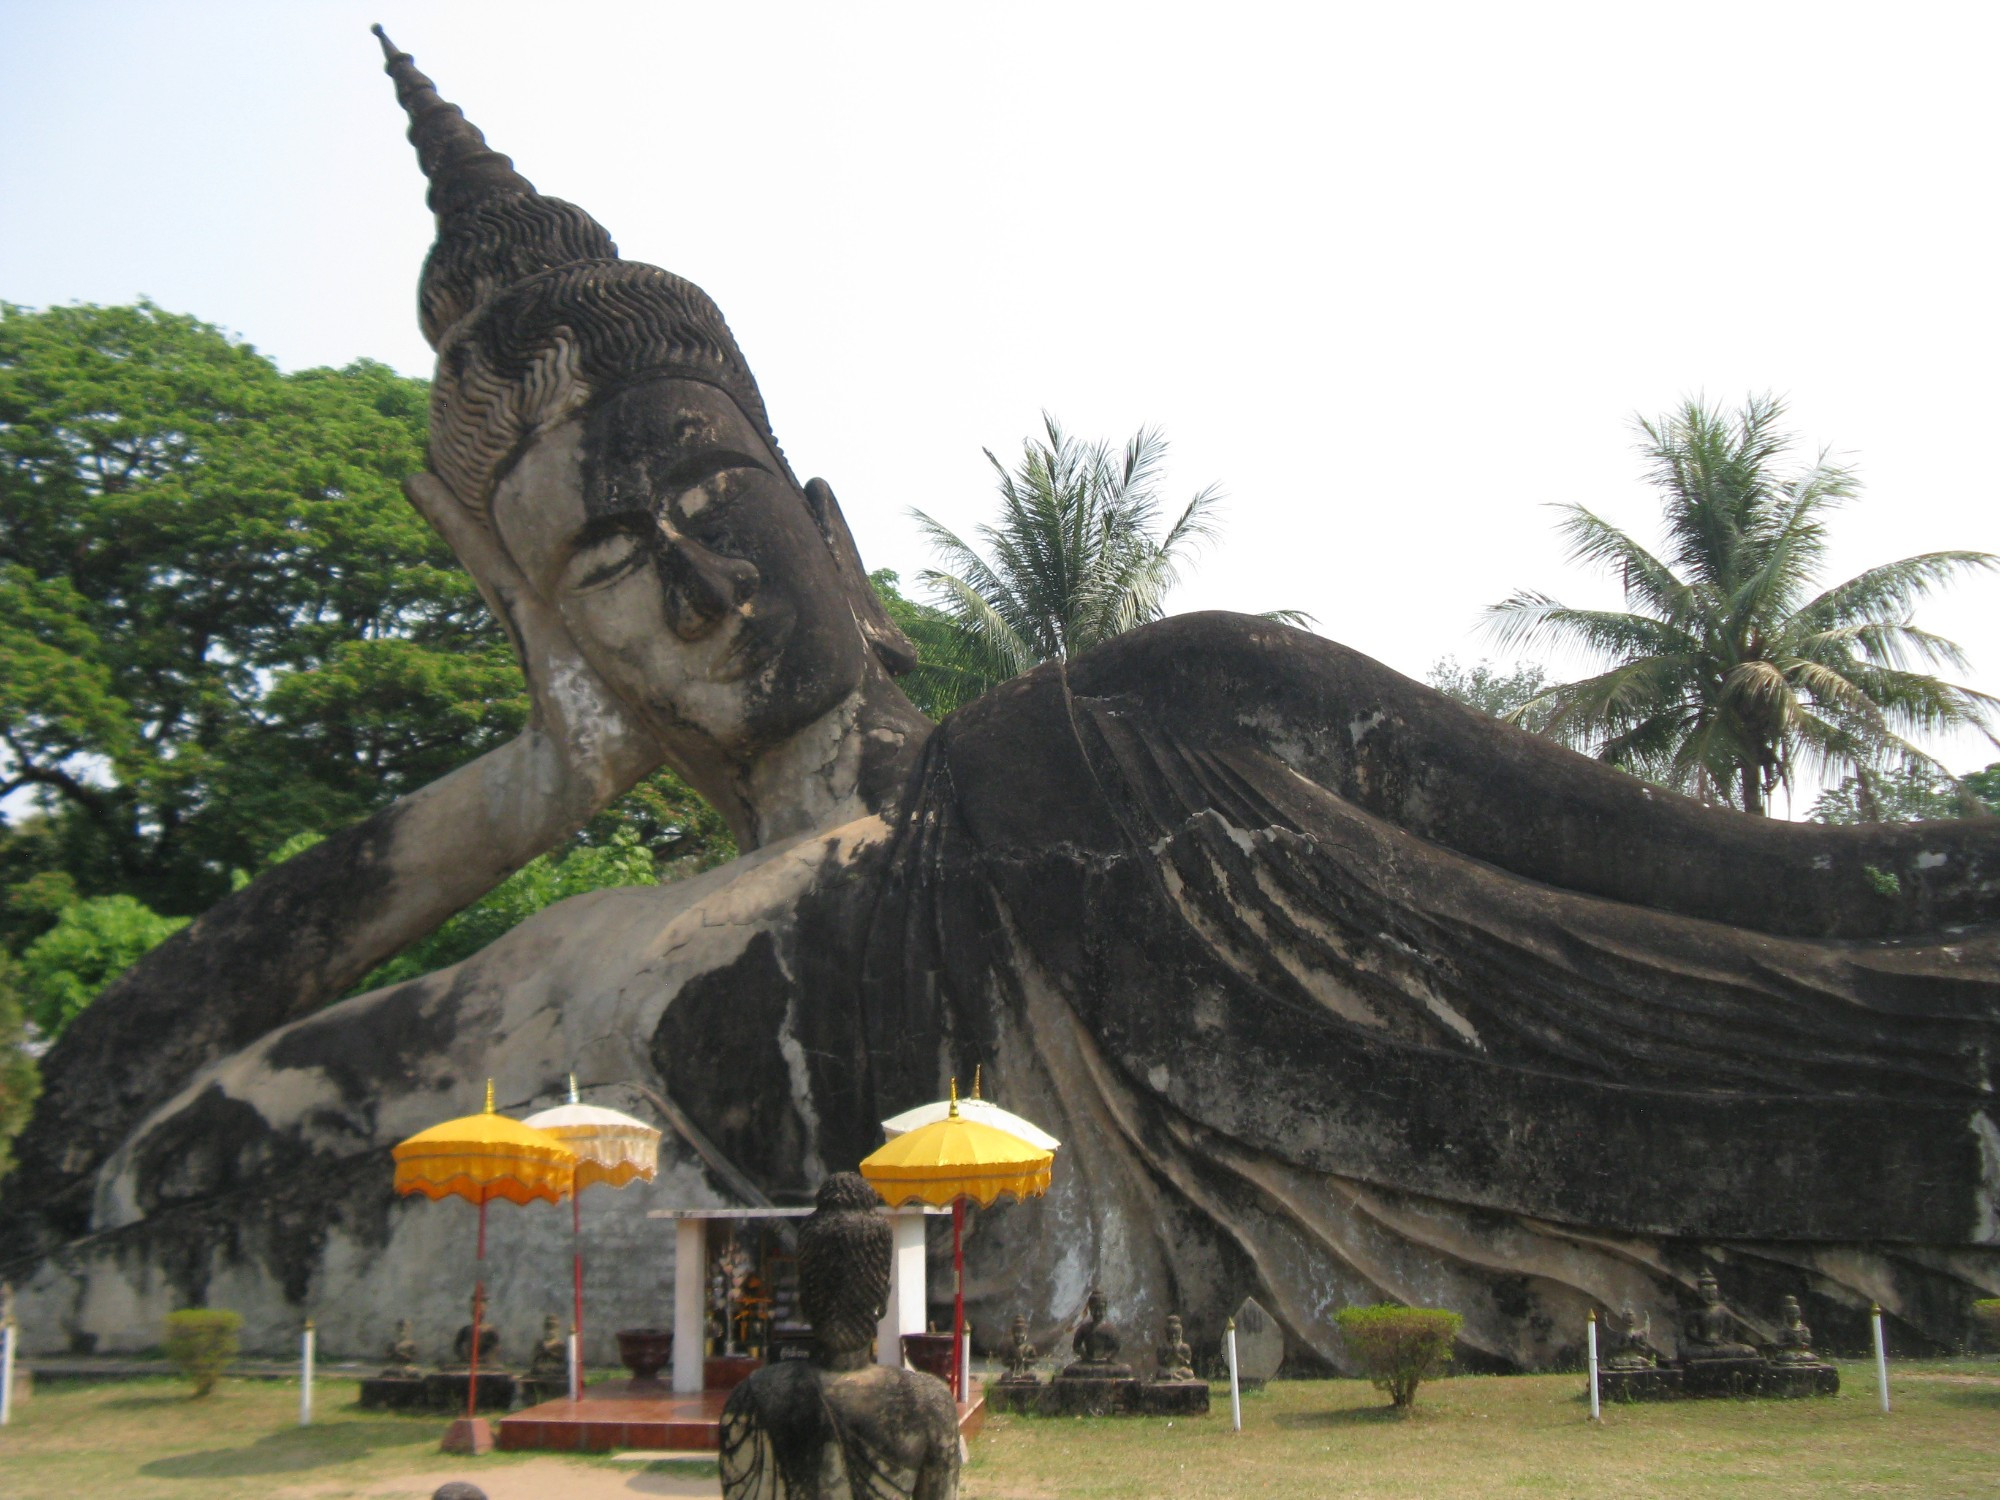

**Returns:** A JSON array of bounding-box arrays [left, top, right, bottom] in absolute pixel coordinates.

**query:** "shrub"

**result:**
[[162, 1308, 241, 1397], [1334, 1304, 1463, 1408], [1975, 1299, 2000, 1350]]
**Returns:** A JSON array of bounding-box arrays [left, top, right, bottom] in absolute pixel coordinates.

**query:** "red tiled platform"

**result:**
[[497, 1378, 985, 1453]]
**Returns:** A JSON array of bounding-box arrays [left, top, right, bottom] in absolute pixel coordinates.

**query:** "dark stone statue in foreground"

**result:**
[[719, 1175, 959, 1500], [2, 29, 1997, 1375]]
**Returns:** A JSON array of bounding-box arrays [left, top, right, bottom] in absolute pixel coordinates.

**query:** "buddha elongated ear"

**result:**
[[802, 477, 919, 676]]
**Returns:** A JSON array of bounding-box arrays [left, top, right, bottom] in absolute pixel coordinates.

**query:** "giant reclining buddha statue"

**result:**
[[3, 31, 1995, 1367]]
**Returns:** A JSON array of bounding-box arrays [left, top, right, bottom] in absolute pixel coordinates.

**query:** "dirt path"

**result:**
[[277, 1457, 718, 1499]]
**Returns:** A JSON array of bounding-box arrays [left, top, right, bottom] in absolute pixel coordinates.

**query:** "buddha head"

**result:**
[[373, 29, 919, 801], [797, 1173, 891, 1367]]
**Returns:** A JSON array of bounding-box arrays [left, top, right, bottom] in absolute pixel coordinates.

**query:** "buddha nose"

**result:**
[[658, 534, 758, 640]]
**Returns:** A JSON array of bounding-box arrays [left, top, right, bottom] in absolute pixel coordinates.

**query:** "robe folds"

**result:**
[[766, 614, 1999, 1366]]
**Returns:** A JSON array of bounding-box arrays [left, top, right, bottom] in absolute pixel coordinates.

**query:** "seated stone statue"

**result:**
[[527, 1314, 567, 1380], [1059, 1290, 1132, 1380], [1601, 1304, 1665, 1372], [719, 1174, 959, 1500], [997, 1314, 1039, 1386], [452, 1319, 499, 1369], [1682, 1272, 1759, 1361], [384, 1318, 421, 1376], [6, 28, 1999, 1380], [1155, 1315, 1197, 1382], [1768, 1296, 1820, 1366]]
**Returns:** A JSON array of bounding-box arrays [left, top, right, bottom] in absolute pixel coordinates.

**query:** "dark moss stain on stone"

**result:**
[[654, 931, 816, 1196]]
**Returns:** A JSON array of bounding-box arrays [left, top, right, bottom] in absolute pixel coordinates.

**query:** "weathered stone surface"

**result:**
[[3, 29, 1998, 1385], [1231, 1299, 1284, 1386]]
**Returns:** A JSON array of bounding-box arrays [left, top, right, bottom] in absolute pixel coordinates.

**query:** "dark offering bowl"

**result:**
[[616, 1326, 674, 1384]]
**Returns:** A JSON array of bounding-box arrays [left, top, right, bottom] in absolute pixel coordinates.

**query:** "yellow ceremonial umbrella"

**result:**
[[524, 1077, 662, 1395], [393, 1081, 577, 1430], [860, 1078, 1054, 1398]]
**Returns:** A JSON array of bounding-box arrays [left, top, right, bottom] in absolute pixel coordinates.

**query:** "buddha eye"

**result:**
[[568, 529, 650, 593]]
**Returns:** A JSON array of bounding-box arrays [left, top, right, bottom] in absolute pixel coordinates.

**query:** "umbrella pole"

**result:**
[[951, 1196, 965, 1402], [572, 1189, 583, 1399], [467, 1195, 488, 1421]]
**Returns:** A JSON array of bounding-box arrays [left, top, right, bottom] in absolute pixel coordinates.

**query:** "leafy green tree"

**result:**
[[1424, 656, 1551, 722], [15, 894, 187, 1040], [1486, 395, 1998, 814], [910, 416, 1310, 707], [0, 951, 39, 1180], [0, 301, 515, 912], [1809, 760, 2000, 824]]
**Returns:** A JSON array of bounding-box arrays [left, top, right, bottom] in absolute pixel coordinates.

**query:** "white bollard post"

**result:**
[[1225, 1317, 1242, 1432], [1, 1319, 15, 1427], [1586, 1310, 1601, 1421], [959, 1329, 971, 1401], [1871, 1304, 1890, 1413], [568, 1330, 581, 1403], [298, 1320, 315, 1427]]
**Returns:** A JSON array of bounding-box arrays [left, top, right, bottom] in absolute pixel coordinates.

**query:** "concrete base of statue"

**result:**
[[440, 1416, 494, 1454], [1599, 1365, 1683, 1402], [358, 1373, 429, 1410], [1135, 1379, 1211, 1415], [424, 1370, 515, 1413]]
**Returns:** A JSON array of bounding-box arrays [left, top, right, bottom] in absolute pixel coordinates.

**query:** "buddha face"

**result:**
[[492, 377, 870, 762]]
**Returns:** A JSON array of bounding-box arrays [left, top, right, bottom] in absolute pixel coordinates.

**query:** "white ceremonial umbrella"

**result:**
[[881, 1066, 1061, 1152], [524, 1079, 662, 1389]]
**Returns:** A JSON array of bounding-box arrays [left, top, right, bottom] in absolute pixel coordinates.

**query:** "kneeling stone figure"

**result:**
[[721, 1175, 960, 1499]]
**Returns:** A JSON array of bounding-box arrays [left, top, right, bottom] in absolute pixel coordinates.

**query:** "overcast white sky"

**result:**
[[4, 0, 1997, 796]]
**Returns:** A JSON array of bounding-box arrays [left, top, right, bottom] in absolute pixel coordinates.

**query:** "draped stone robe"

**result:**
[[17, 615, 2000, 1366]]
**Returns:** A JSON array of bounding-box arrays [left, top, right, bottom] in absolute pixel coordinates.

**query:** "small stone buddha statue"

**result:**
[[1769, 1296, 1820, 1365], [998, 1314, 1039, 1385], [384, 1317, 421, 1375], [1681, 1271, 1759, 1361], [1155, 1314, 1197, 1382], [1602, 1304, 1665, 1371], [528, 1314, 567, 1380], [1058, 1289, 1133, 1380], [452, 1318, 500, 1369], [719, 1174, 960, 1499]]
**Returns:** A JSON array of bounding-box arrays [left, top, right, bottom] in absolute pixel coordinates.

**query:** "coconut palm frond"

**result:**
[[1485, 395, 1996, 814]]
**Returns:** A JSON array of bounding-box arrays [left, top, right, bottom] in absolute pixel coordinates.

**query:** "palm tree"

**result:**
[[1485, 395, 1998, 815], [910, 415, 1310, 712]]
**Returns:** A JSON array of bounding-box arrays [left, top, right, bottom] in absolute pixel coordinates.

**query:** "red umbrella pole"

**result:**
[[951, 1196, 965, 1401], [572, 1190, 584, 1400], [467, 1195, 488, 1420]]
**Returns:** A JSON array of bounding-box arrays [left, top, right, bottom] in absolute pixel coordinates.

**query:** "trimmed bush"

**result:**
[[1975, 1299, 2000, 1350], [162, 1308, 241, 1397], [1334, 1304, 1463, 1408]]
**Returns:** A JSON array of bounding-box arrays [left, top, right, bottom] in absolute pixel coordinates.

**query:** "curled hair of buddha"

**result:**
[[372, 25, 783, 497], [798, 1173, 891, 1356]]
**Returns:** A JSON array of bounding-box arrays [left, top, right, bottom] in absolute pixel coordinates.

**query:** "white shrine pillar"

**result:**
[[672, 1217, 705, 1393], [877, 1207, 929, 1368]]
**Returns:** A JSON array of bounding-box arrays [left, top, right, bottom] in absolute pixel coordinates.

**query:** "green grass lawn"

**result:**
[[0, 1362, 1993, 1499], [963, 1361, 2000, 1500]]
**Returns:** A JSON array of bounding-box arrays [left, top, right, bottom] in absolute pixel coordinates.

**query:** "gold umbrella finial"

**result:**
[[972, 1064, 982, 1100], [948, 1076, 960, 1118], [483, 1078, 495, 1113], [568, 1073, 581, 1105]]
